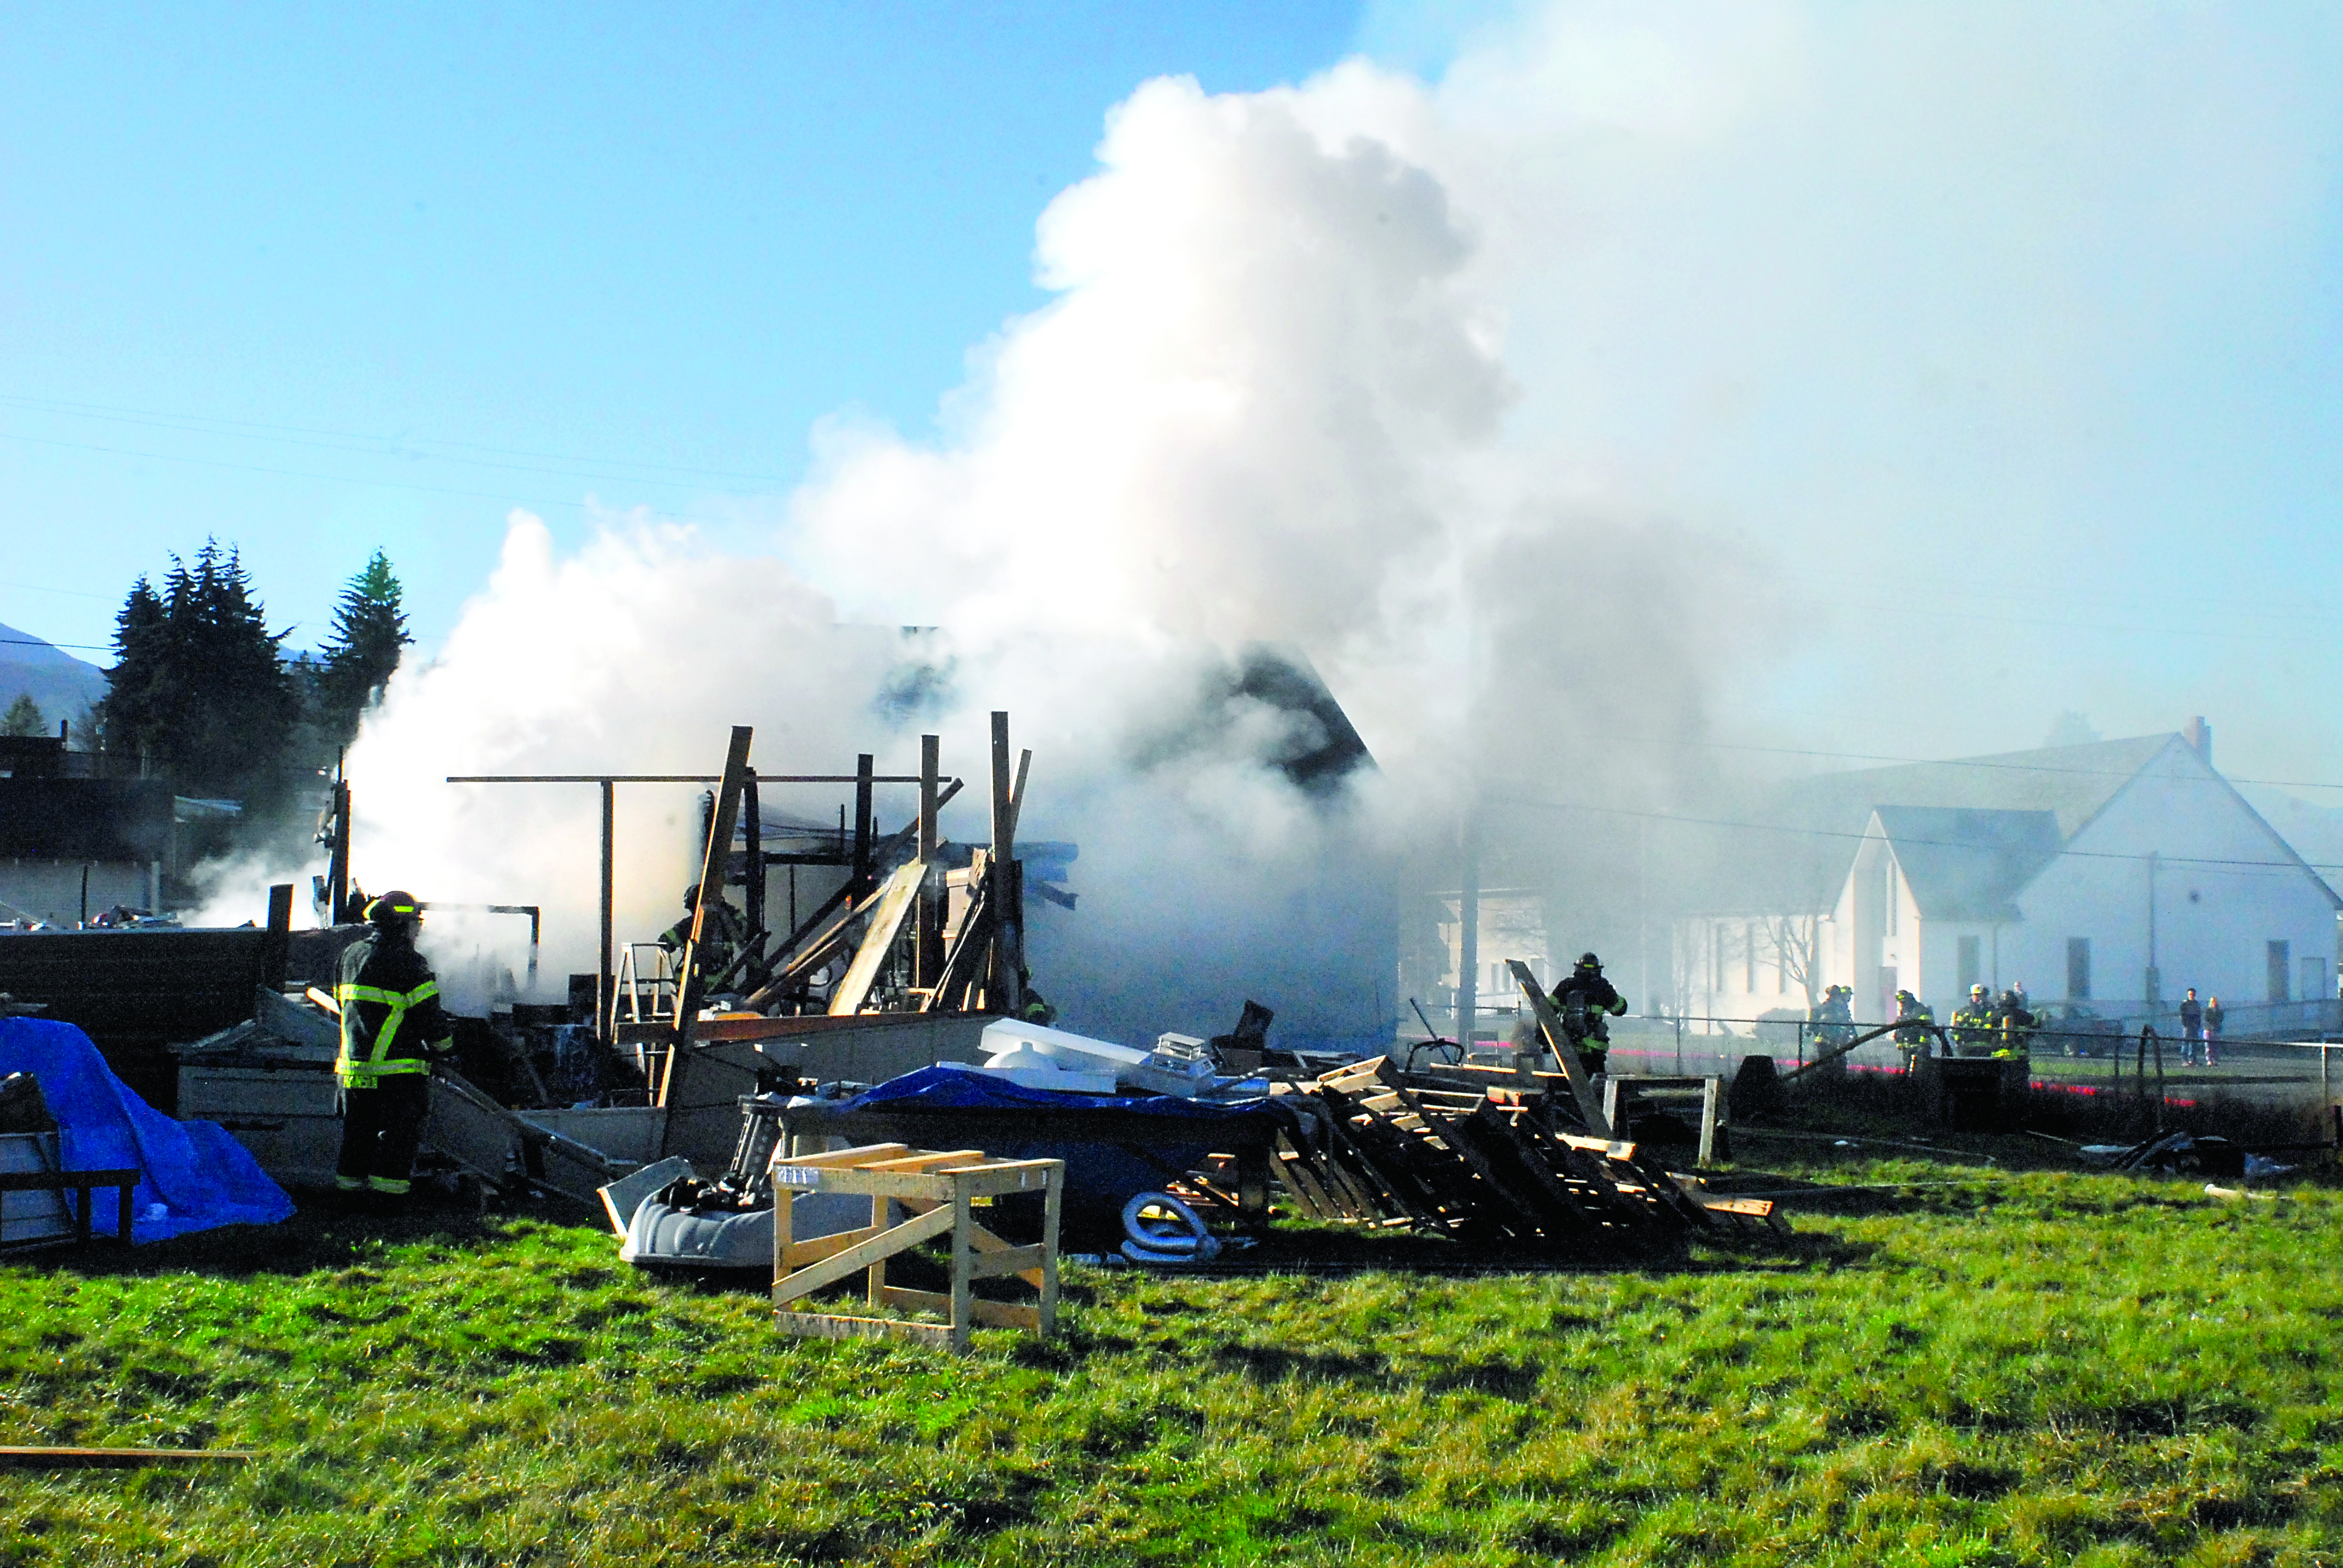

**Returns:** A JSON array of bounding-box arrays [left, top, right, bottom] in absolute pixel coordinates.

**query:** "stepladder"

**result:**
[[770, 1142, 1064, 1352]]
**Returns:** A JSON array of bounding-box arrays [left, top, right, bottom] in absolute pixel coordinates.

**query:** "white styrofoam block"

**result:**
[[978, 1019, 1150, 1066]]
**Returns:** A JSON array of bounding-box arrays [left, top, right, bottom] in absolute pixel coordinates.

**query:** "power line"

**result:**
[[0, 391, 801, 489], [0, 635, 107, 653]]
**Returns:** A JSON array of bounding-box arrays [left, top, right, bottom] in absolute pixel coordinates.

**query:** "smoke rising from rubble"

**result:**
[[208, 2, 2339, 1032]]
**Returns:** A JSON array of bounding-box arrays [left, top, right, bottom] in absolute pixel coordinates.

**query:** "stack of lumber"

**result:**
[[1266, 1056, 1784, 1252]]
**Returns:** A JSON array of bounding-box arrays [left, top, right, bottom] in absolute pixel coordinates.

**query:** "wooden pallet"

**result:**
[[770, 1142, 1063, 1351], [1267, 1056, 1782, 1256]]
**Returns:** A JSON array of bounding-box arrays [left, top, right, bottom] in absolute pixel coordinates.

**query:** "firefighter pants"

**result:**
[[336, 1075, 429, 1197]]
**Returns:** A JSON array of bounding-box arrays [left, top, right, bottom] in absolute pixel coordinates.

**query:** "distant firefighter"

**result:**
[[1990, 988, 2037, 1059], [1892, 988, 1935, 1070], [1951, 984, 1995, 1056], [1809, 984, 1856, 1050], [1547, 952, 1628, 1077], [660, 883, 749, 984]]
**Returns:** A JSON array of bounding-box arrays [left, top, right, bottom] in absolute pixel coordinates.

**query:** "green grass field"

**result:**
[[4, 1137, 2343, 1566]]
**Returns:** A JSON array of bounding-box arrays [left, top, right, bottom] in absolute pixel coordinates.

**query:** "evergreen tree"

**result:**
[[316, 549, 411, 747], [0, 693, 43, 737], [98, 541, 298, 800]]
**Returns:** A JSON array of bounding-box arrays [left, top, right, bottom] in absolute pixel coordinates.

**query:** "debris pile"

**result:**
[[1265, 1056, 1786, 1252]]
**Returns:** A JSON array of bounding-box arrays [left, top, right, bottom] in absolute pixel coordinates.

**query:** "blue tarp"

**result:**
[[841, 1067, 1273, 1221], [0, 1016, 295, 1243], [844, 1064, 1270, 1120]]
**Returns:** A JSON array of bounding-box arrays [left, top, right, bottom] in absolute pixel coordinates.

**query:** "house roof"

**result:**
[[1869, 806, 2063, 923], [1690, 732, 2270, 918], [1778, 734, 2177, 842]]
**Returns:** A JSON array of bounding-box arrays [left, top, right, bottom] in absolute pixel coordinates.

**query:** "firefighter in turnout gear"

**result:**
[[659, 883, 750, 986], [334, 891, 454, 1209], [1547, 952, 1628, 1077], [1990, 988, 2037, 1060], [1950, 984, 1995, 1056], [1892, 988, 1935, 1070], [1809, 984, 1856, 1048]]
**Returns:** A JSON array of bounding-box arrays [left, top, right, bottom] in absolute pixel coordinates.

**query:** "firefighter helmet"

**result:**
[[365, 890, 421, 927]]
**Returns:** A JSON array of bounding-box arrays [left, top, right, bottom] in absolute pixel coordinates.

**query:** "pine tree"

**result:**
[[97, 541, 298, 800], [317, 549, 411, 747], [0, 693, 43, 737]]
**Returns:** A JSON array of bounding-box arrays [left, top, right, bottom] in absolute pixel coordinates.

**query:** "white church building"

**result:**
[[1674, 722, 2342, 1038]]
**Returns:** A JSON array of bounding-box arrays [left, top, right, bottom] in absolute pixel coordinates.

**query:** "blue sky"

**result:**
[[8, 2, 2343, 792], [0, 2, 1369, 652]]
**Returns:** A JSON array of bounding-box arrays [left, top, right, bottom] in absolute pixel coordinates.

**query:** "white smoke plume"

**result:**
[[203, 2, 2337, 1036]]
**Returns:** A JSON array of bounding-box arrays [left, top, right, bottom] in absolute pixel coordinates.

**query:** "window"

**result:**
[[1958, 935, 1982, 993], [2066, 938, 2091, 1001], [2269, 939, 2293, 1003], [1885, 861, 1898, 935], [1711, 923, 1724, 993]]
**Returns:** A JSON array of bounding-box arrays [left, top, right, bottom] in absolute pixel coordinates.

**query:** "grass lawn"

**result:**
[[4, 1137, 2343, 1566]]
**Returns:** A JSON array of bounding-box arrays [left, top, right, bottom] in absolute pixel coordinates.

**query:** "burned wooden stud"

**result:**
[[988, 711, 1021, 1014], [852, 754, 876, 898], [916, 733, 941, 992], [671, 726, 756, 1060], [743, 769, 764, 936]]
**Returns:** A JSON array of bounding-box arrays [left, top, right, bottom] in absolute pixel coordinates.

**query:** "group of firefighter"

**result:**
[[1826, 981, 2039, 1069], [1526, 956, 2049, 1082]]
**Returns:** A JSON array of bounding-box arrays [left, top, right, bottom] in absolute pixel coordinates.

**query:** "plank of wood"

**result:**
[[0, 1447, 254, 1468], [879, 1286, 1043, 1332], [773, 1310, 955, 1350], [772, 1203, 955, 1304], [828, 857, 929, 1016], [966, 1242, 1050, 1280], [778, 1223, 886, 1272]]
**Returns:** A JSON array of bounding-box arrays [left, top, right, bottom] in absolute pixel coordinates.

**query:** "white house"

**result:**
[[1674, 724, 2342, 1037]]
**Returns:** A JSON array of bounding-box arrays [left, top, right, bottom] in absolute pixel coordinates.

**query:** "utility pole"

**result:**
[[2145, 849, 2161, 1018]]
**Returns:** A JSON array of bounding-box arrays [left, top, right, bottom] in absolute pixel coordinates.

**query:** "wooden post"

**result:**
[[1699, 1077, 1720, 1167], [988, 712, 1022, 1013], [1040, 1166, 1061, 1336], [2151, 1027, 2166, 1132], [599, 778, 615, 1042], [949, 1184, 975, 1353], [327, 766, 352, 923], [260, 884, 293, 991], [743, 769, 764, 936], [916, 734, 940, 990], [673, 727, 755, 1056], [852, 754, 875, 898]]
